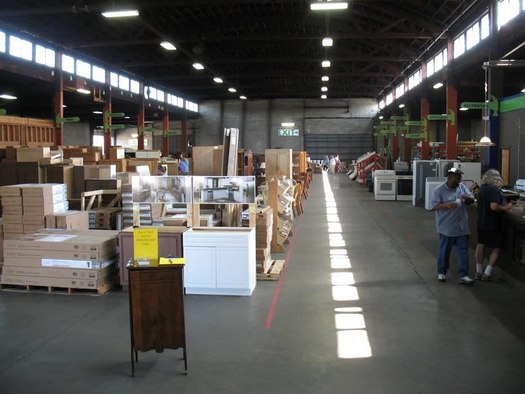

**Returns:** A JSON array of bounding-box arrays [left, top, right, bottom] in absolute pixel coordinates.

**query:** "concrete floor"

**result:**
[[1, 172, 525, 394]]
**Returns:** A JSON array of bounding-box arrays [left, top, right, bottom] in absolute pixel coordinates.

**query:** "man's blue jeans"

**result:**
[[437, 234, 470, 277]]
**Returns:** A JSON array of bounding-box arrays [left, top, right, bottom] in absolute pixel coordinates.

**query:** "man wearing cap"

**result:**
[[430, 167, 475, 284]]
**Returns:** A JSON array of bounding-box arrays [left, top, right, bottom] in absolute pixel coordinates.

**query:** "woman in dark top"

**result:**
[[474, 169, 513, 281]]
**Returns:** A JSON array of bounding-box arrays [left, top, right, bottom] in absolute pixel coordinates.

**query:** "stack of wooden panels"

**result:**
[[255, 206, 273, 273], [0, 229, 119, 295]]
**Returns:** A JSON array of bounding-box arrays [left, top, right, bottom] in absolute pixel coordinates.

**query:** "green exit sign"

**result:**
[[278, 128, 299, 137]]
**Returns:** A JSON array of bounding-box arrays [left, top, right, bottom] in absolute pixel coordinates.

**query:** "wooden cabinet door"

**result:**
[[129, 267, 185, 352]]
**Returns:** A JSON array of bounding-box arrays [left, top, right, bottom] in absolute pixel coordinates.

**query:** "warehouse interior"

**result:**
[[0, 1, 525, 393]]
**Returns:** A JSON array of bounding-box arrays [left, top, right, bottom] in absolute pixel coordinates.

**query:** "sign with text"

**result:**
[[278, 128, 300, 137]]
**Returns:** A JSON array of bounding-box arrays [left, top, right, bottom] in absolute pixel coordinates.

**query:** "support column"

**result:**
[[137, 99, 145, 151], [103, 100, 112, 158], [446, 78, 458, 160], [420, 97, 430, 160], [54, 53, 64, 146], [181, 118, 188, 155], [162, 111, 169, 157]]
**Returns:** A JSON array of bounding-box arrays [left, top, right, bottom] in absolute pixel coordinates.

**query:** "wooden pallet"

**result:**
[[256, 259, 285, 281], [0, 281, 112, 296]]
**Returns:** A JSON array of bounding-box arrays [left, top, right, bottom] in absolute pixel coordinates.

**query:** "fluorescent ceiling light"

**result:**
[[124, 116, 130, 119], [321, 95, 327, 99], [62, 104, 67, 108], [459, 107, 468, 111], [213, 77, 224, 83], [281, 122, 295, 127], [321, 86, 328, 92], [521, 88, 525, 93], [193, 63, 204, 70], [433, 82, 444, 89], [102, 10, 139, 18], [322, 37, 334, 47], [160, 41, 176, 51], [93, 110, 103, 114], [322, 76, 329, 82], [379, 116, 384, 119], [0, 94, 17, 100], [398, 103, 405, 108], [76, 88, 90, 95], [240, 95, 247, 100], [322, 60, 331, 68], [228, 87, 237, 93], [311, 2, 349, 11]]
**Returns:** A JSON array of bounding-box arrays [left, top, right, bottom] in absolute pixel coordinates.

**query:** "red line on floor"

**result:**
[[265, 213, 303, 330]]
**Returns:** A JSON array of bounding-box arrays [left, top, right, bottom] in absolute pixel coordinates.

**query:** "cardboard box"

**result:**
[[100, 158, 127, 172], [22, 215, 46, 225], [84, 165, 116, 179], [1, 264, 114, 280], [3, 248, 115, 262], [45, 165, 74, 200], [23, 193, 67, 206], [46, 211, 89, 231], [23, 201, 69, 216], [3, 255, 115, 269], [2, 214, 23, 224], [1, 196, 23, 206], [135, 150, 161, 159], [0, 185, 23, 197], [126, 164, 150, 176], [16, 146, 50, 162], [3, 230, 118, 256], [3, 223, 24, 233], [21, 183, 67, 197], [0, 273, 112, 290], [2, 205, 23, 215], [65, 157, 84, 166], [23, 224, 46, 233], [109, 147, 125, 160]]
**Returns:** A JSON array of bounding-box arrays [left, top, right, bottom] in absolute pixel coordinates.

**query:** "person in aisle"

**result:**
[[329, 156, 336, 174], [334, 154, 341, 173], [474, 169, 513, 281], [178, 152, 190, 175], [431, 167, 476, 284], [323, 155, 329, 171]]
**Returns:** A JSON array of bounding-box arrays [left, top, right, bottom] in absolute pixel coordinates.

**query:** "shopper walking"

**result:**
[[178, 152, 190, 175], [474, 169, 513, 281], [430, 167, 475, 284]]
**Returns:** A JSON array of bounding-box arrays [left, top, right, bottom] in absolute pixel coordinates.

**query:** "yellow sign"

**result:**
[[133, 228, 158, 261], [159, 257, 185, 265]]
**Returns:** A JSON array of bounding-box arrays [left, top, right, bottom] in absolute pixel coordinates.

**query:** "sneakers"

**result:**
[[458, 276, 475, 285], [475, 272, 483, 280], [438, 274, 446, 282], [481, 274, 492, 282]]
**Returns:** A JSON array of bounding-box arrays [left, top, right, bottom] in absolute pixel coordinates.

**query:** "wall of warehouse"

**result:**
[[194, 98, 379, 157]]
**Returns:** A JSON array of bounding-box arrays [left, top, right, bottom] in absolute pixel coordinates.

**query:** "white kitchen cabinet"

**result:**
[[183, 228, 256, 296]]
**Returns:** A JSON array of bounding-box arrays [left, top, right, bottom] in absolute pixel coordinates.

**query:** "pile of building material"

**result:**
[[0, 229, 118, 295], [255, 206, 273, 273]]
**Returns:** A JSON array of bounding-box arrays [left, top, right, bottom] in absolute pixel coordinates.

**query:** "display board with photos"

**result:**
[[131, 176, 192, 204], [192, 176, 256, 204]]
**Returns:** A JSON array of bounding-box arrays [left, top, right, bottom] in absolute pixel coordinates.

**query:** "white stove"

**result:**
[[374, 170, 397, 201]]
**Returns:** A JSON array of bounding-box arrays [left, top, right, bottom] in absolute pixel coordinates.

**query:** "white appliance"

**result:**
[[413, 160, 438, 207], [453, 162, 482, 185], [374, 170, 397, 201], [425, 177, 446, 210], [396, 175, 413, 201]]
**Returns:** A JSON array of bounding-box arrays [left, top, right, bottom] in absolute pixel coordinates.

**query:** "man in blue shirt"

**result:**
[[430, 167, 475, 285]]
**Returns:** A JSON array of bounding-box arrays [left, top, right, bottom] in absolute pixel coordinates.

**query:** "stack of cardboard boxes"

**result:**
[[255, 206, 273, 273], [0, 184, 69, 235], [0, 229, 118, 294]]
